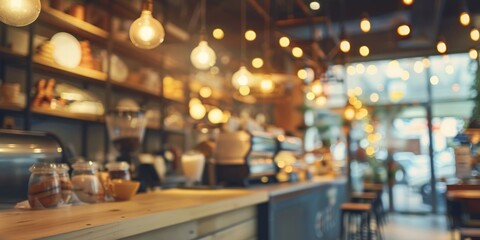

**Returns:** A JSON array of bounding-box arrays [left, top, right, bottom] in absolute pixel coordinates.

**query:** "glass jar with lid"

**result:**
[[105, 161, 131, 180], [57, 163, 72, 204], [28, 163, 62, 209], [71, 160, 105, 203]]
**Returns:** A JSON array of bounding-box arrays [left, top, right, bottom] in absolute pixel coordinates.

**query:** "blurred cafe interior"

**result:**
[[1, 0, 480, 239]]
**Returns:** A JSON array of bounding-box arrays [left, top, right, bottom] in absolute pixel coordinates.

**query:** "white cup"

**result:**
[[181, 151, 205, 186]]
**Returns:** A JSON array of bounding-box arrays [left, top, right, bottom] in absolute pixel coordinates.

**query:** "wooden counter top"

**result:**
[[0, 176, 345, 240], [251, 175, 347, 197], [0, 189, 268, 240]]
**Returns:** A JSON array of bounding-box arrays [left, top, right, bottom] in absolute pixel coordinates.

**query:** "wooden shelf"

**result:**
[[111, 81, 162, 99], [0, 47, 27, 66], [31, 107, 103, 122], [0, 102, 24, 112], [33, 56, 107, 84], [38, 6, 108, 44]]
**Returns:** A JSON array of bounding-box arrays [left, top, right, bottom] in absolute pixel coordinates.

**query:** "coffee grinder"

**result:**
[[106, 110, 159, 190]]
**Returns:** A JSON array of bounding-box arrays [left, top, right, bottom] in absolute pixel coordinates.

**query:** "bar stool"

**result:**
[[351, 192, 384, 238], [362, 183, 387, 225], [340, 203, 375, 240]]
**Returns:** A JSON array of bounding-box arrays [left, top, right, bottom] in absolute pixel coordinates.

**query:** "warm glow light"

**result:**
[[403, 0, 414, 5], [130, 10, 165, 49], [315, 95, 327, 106], [245, 30, 256, 41], [430, 75, 439, 85], [199, 86, 212, 98], [340, 39, 351, 53], [306, 92, 316, 101], [367, 65, 377, 75], [359, 45, 369, 57], [252, 58, 264, 68], [388, 80, 406, 102], [471, 28, 480, 41], [311, 82, 323, 95], [212, 28, 224, 39], [191, 41, 216, 70], [239, 86, 250, 96], [401, 70, 410, 81], [397, 24, 411, 37], [189, 102, 206, 120], [279, 37, 290, 47], [436, 40, 447, 54], [422, 58, 430, 68], [445, 65, 454, 75], [344, 106, 355, 121], [364, 124, 374, 133], [469, 49, 478, 59], [355, 108, 368, 120], [356, 63, 365, 74], [0, 0, 41, 27], [309, 1, 320, 10], [354, 86, 363, 96], [414, 61, 424, 73], [297, 69, 307, 79], [208, 108, 223, 124], [360, 18, 371, 33], [347, 65, 356, 75], [460, 12, 470, 26], [189, 98, 202, 107], [231, 66, 253, 89], [222, 110, 231, 123], [366, 146, 375, 156], [260, 78, 275, 93], [292, 47, 303, 58], [370, 93, 379, 103]]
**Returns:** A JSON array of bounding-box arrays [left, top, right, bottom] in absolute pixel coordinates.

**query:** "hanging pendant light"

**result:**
[[232, 0, 253, 89], [0, 0, 41, 27], [191, 0, 216, 70], [129, 0, 165, 49]]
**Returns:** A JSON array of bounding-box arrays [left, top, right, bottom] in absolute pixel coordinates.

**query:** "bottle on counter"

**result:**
[[105, 161, 131, 180], [28, 163, 63, 209], [71, 160, 105, 203]]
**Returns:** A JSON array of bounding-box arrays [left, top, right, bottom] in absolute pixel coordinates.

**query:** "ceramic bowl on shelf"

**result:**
[[109, 54, 129, 82], [51, 32, 82, 68]]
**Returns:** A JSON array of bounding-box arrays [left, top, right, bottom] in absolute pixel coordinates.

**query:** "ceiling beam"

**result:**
[[276, 16, 327, 27]]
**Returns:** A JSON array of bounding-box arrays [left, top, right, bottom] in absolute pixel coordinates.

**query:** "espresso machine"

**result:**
[[0, 129, 69, 209], [215, 131, 278, 186]]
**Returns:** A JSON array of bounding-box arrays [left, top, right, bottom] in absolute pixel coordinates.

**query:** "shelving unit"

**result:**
[[0, 47, 27, 66], [33, 56, 107, 83], [0, 102, 24, 112], [0, 1, 190, 158], [31, 107, 103, 122]]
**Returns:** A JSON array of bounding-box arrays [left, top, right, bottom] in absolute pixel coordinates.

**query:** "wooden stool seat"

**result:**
[[460, 227, 480, 240], [352, 192, 377, 200], [341, 203, 372, 212]]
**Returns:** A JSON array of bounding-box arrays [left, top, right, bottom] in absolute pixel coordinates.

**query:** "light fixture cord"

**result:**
[[201, 0, 207, 36], [143, 0, 153, 12], [241, 0, 246, 64], [264, 0, 271, 71]]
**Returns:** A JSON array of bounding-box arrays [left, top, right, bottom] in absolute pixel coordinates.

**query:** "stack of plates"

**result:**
[[35, 41, 55, 63], [79, 41, 94, 69]]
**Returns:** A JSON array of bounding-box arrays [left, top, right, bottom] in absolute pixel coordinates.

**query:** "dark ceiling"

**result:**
[[155, 0, 480, 73]]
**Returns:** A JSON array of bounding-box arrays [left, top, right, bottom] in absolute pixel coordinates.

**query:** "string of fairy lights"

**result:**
[[300, 0, 480, 116]]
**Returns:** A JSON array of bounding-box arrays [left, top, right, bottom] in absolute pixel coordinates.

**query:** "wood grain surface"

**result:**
[[0, 189, 267, 240]]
